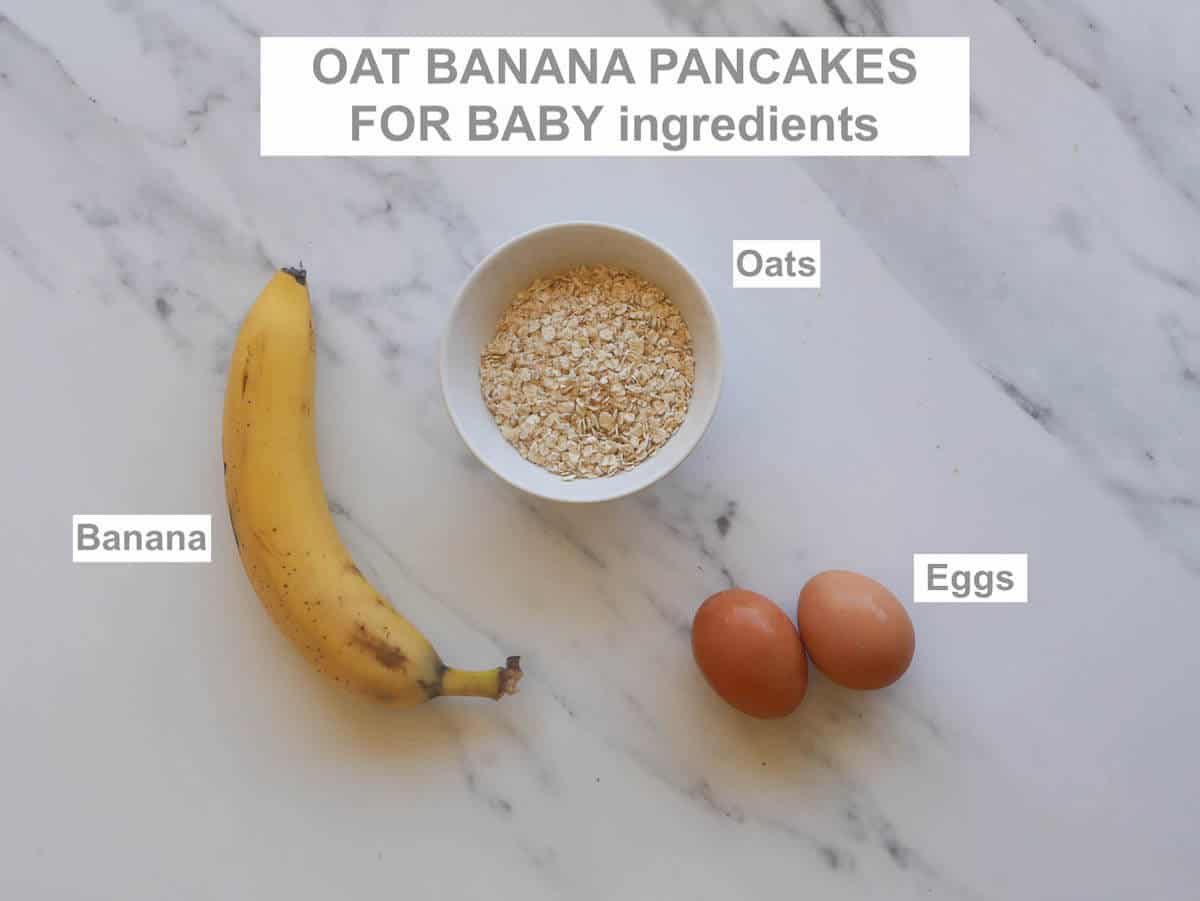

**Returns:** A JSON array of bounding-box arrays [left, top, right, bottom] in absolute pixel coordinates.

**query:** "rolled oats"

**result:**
[[480, 265, 695, 479]]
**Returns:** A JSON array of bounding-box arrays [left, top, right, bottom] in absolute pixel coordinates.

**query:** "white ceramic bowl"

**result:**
[[440, 222, 723, 503]]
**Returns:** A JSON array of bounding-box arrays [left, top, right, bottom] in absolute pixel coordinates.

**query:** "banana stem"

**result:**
[[440, 657, 522, 700]]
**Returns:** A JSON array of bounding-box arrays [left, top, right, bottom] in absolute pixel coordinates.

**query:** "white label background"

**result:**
[[73, 515, 213, 563], [913, 553, 1029, 603], [733, 240, 822, 288], [260, 37, 970, 157]]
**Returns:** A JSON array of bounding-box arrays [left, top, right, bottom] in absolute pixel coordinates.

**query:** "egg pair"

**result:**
[[691, 571, 915, 719]]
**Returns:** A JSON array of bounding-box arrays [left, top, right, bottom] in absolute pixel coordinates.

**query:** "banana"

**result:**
[[223, 266, 520, 705]]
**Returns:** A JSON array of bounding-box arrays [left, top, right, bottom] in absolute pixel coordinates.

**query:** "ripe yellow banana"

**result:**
[[223, 266, 520, 705]]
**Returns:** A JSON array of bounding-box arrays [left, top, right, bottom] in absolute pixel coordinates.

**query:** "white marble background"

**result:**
[[1, 1, 1197, 899]]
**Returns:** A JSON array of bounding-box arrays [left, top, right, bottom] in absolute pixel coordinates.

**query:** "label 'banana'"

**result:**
[[223, 266, 520, 705]]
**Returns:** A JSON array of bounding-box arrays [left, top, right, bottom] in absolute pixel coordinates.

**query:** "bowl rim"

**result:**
[[438, 220, 724, 504]]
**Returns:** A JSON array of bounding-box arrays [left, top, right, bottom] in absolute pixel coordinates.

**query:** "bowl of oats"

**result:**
[[440, 222, 723, 503]]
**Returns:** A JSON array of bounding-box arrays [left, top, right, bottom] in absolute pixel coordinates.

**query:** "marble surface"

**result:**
[[2, 2, 1198, 898]]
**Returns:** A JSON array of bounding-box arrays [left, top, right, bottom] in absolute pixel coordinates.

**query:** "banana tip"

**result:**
[[282, 264, 307, 286], [500, 656, 522, 696]]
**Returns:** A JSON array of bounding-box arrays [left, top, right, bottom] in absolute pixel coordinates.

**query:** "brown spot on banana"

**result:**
[[240, 366, 249, 398], [417, 659, 448, 699], [250, 527, 275, 558], [350, 622, 408, 670]]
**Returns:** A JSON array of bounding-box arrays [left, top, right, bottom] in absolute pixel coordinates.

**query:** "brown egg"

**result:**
[[691, 589, 809, 719], [797, 571, 915, 690]]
